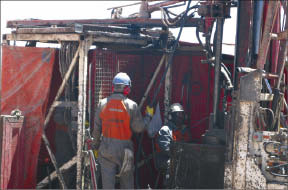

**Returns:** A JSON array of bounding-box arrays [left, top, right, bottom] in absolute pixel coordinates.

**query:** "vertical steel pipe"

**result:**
[[212, 17, 224, 128], [233, 0, 253, 90], [252, 1, 265, 56]]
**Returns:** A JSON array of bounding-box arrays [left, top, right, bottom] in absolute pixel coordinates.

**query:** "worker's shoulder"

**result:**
[[123, 97, 138, 107], [159, 125, 171, 133], [98, 97, 108, 107], [99, 97, 108, 103]]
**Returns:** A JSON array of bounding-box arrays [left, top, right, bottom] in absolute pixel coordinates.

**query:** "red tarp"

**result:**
[[1, 45, 55, 188]]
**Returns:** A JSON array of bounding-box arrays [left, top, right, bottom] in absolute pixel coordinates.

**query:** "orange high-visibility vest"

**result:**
[[100, 99, 131, 140], [172, 129, 191, 142]]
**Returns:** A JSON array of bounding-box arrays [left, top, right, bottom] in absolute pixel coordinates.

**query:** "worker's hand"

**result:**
[[93, 150, 99, 158], [146, 106, 154, 117]]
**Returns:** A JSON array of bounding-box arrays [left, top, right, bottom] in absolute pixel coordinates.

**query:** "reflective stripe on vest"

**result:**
[[100, 99, 131, 140]]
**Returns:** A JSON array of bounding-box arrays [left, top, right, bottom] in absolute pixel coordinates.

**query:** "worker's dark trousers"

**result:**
[[99, 156, 134, 189]]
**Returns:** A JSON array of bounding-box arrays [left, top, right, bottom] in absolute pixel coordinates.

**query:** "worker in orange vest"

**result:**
[[155, 103, 192, 185], [91, 72, 153, 189]]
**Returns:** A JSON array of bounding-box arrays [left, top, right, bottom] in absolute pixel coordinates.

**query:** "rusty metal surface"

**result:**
[[169, 142, 225, 189], [228, 70, 267, 189], [239, 69, 262, 102], [6, 18, 203, 29], [231, 101, 267, 189]]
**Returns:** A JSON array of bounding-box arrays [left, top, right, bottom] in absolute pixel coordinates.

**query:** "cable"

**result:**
[[160, 3, 199, 27], [196, 21, 233, 88]]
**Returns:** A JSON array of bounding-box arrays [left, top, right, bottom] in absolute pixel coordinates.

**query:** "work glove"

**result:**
[[146, 105, 154, 117], [93, 150, 99, 159], [117, 148, 134, 177]]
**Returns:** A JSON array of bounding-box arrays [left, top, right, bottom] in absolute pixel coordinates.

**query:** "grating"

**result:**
[[93, 50, 133, 107]]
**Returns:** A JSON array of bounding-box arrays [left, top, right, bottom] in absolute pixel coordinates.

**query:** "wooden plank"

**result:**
[[16, 27, 76, 34], [260, 93, 274, 101], [139, 55, 166, 109], [15, 25, 137, 34], [6, 33, 80, 42], [92, 36, 147, 45], [90, 31, 150, 39], [277, 29, 288, 40], [41, 133, 67, 189], [52, 101, 78, 108], [271, 30, 288, 40], [36, 156, 77, 189], [5, 33, 148, 45], [76, 38, 92, 189], [81, 24, 133, 34], [7, 18, 202, 28]]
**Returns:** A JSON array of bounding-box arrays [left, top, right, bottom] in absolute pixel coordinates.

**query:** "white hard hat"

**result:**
[[112, 72, 131, 87]]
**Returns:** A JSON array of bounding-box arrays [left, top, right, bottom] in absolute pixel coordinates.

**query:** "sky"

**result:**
[[1, 1, 237, 54]]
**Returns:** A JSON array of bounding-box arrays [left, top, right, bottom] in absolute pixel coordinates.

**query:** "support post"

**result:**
[[139, 54, 166, 109], [164, 54, 172, 124], [76, 38, 92, 190]]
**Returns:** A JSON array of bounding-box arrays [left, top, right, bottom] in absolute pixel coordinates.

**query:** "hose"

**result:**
[[196, 26, 233, 89], [160, 3, 200, 27]]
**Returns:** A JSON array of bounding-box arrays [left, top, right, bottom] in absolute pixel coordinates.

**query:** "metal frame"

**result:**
[[1, 16, 205, 189]]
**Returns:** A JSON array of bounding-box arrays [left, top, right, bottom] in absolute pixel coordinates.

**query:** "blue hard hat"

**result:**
[[112, 72, 131, 86]]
